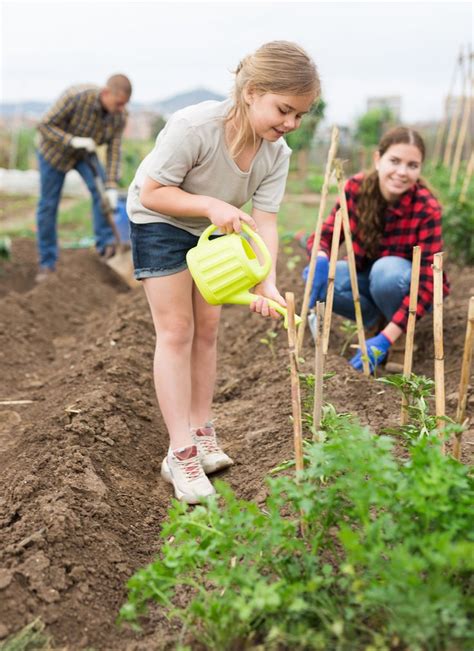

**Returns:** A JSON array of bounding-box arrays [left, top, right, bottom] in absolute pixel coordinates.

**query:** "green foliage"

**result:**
[[354, 108, 395, 147], [378, 373, 465, 443], [339, 320, 359, 356], [442, 197, 474, 265], [0, 236, 12, 260], [120, 416, 473, 650], [423, 163, 474, 265], [285, 99, 326, 153], [259, 329, 278, 360], [120, 139, 155, 188]]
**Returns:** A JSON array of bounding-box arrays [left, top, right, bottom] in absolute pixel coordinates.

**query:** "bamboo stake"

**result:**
[[313, 301, 325, 438], [450, 75, 472, 189], [460, 150, 474, 202], [401, 247, 422, 425], [334, 160, 370, 376], [443, 49, 465, 168], [433, 47, 463, 165], [432, 253, 446, 453], [322, 210, 343, 356], [453, 297, 474, 460], [286, 292, 304, 474], [298, 126, 339, 352]]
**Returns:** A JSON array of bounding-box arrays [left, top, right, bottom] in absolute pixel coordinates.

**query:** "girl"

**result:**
[[304, 126, 449, 372], [128, 41, 320, 503]]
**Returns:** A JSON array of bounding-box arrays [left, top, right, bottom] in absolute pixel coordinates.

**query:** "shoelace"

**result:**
[[175, 454, 206, 481], [194, 427, 221, 454]]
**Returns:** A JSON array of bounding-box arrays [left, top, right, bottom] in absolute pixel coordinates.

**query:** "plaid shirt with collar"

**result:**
[[306, 173, 450, 331], [37, 84, 127, 187]]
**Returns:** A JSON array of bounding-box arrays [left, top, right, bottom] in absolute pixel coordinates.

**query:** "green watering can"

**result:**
[[186, 223, 301, 329]]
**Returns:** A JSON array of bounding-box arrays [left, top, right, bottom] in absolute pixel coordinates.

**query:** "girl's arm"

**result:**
[[249, 208, 286, 319], [140, 176, 257, 234]]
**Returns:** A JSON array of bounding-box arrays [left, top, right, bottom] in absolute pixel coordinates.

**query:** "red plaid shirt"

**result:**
[[306, 173, 450, 331]]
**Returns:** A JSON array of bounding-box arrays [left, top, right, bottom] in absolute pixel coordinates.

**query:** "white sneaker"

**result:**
[[161, 445, 215, 504], [191, 423, 234, 474]]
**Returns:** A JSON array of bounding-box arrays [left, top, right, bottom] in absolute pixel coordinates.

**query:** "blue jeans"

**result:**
[[330, 256, 412, 327], [35, 152, 115, 268]]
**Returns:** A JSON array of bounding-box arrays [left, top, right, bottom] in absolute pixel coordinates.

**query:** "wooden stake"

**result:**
[[313, 301, 325, 438], [322, 210, 343, 356], [432, 253, 446, 452], [460, 150, 474, 203], [298, 126, 339, 352], [453, 296, 474, 460], [443, 49, 465, 168], [401, 246, 421, 425], [334, 160, 370, 376], [286, 292, 304, 474], [450, 83, 472, 189], [433, 47, 463, 165]]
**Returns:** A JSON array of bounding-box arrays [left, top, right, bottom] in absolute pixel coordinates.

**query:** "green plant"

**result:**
[[422, 163, 473, 264], [282, 244, 301, 271], [259, 329, 278, 360], [378, 373, 465, 443], [339, 320, 358, 356], [442, 196, 474, 265], [0, 236, 12, 260], [284, 99, 326, 154], [120, 417, 474, 650], [354, 108, 395, 147]]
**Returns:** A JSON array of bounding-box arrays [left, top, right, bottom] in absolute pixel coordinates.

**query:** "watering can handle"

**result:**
[[261, 299, 302, 330], [199, 223, 272, 277]]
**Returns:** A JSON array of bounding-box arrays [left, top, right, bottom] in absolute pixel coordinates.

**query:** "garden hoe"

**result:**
[[87, 154, 138, 288]]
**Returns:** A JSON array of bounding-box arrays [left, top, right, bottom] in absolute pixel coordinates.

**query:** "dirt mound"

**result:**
[[0, 239, 472, 649]]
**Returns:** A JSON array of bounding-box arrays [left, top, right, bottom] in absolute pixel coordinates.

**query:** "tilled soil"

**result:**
[[0, 239, 473, 650]]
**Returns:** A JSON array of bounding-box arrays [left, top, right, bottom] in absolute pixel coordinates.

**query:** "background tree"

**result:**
[[285, 99, 326, 177], [353, 107, 395, 169]]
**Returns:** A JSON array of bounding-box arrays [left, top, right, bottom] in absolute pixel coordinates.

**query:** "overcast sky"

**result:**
[[1, 1, 472, 126]]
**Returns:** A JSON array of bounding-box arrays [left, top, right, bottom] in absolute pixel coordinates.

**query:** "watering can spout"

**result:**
[[232, 290, 302, 330]]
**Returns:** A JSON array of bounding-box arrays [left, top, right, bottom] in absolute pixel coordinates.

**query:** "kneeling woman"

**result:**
[[304, 126, 449, 372]]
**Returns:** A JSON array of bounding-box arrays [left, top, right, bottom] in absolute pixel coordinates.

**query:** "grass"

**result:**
[[0, 197, 92, 246]]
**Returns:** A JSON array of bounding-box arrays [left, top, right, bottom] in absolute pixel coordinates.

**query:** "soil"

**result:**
[[0, 238, 473, 650]]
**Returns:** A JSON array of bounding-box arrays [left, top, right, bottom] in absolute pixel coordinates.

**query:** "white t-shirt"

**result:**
[[127, 99, 292, 235]]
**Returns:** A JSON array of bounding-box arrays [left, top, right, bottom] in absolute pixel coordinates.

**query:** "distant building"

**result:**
[[367, 96, 402, 121], [124, 110, 161, 140]]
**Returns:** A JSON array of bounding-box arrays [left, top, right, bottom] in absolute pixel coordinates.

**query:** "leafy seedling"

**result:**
[[260, 329, 278, 359], [339, 320, 358, 356]]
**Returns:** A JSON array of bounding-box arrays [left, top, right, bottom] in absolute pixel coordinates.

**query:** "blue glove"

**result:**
[[349, 332, 392, 373], [302, 256, 329, 308]]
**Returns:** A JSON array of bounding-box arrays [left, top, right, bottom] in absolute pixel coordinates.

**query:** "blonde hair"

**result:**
[[226, 41, 320, 157]]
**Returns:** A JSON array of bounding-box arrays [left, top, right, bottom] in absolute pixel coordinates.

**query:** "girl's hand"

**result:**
[[206, 198, 257, 235], [250, 279, 286, 320]]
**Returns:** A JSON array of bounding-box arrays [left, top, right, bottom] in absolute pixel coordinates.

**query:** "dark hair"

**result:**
[[357, 127, 425, 259]]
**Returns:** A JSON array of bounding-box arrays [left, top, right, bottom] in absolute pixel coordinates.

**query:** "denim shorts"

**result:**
[[130, 221, 208, 279]]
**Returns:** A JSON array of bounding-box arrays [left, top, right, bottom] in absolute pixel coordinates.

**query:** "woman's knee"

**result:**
[[370, 257, 411, 294]]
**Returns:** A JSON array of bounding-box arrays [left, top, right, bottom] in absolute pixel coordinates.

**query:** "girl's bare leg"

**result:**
[[190, 284, 221, 428], [142, 270, 195, 450]]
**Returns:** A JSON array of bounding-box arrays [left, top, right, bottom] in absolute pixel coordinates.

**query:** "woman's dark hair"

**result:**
[[357, 127, 426, 259]]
